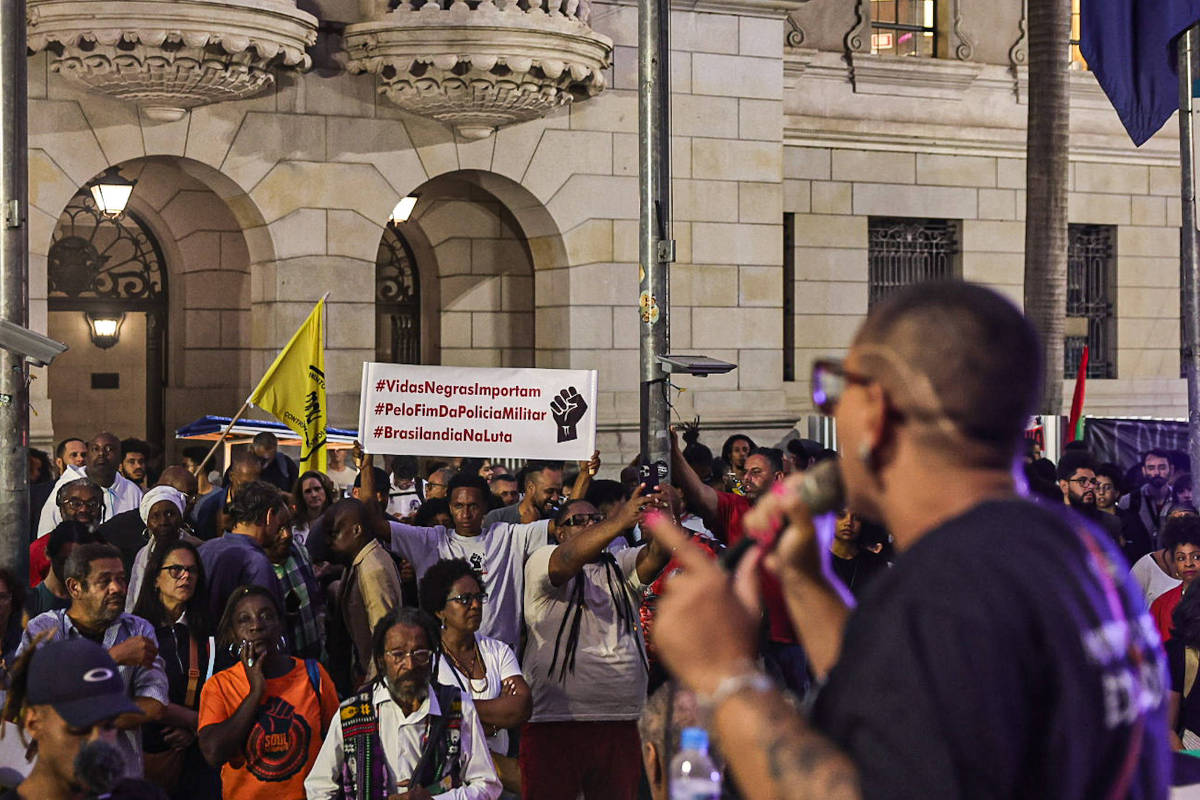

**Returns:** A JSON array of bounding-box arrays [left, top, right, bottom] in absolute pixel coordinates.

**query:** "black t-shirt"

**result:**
[[811, 499, 1169, 800], [830, 550, 889, 599], [96, 508, 148, 572]]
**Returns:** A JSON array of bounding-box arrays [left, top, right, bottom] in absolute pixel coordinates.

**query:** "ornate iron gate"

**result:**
[[375, 223, 421, 364], [867, 217, 960, 308]]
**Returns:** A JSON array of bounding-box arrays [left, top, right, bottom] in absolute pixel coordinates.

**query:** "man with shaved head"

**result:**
[[38, 432, 143, 538], [193, 449, 261, 540], [328, 497, 404, 685], [650, 282, 1168, 800]]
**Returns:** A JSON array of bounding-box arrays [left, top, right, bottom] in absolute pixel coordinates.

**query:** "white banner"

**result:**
[[358, 363, 599, 460]]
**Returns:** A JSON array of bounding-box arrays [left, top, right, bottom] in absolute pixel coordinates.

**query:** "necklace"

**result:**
[[442, 636, 481, 681]]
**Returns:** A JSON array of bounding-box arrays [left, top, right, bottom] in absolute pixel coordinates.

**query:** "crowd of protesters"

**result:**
[[0, 286, 1191, 800]]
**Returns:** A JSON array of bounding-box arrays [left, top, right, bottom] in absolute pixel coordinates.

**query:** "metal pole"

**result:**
[[1179, 27, 1200, 484], [638, 0, 672, 487], [0, 0, 28, 578]]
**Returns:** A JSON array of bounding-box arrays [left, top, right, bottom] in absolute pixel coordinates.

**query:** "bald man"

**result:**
[[193, 450, 262, 541]]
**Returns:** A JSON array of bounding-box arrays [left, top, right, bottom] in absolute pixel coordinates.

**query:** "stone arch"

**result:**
[[36, 155, 275, 455], [370, 169, 569, 370]]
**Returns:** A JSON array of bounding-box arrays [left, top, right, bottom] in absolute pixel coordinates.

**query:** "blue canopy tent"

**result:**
[[175, 415, 358, 467]]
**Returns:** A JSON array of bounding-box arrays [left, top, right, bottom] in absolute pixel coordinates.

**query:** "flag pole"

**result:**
[[1178, 26, 1200, 482], [190, 400, 251, 478]]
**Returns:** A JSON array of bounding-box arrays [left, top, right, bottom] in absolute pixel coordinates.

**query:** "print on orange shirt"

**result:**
[[246, 695, 312, 782]]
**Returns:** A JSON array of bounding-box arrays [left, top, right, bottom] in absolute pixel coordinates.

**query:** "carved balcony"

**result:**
[[27, 0, 318, 121], [344, 0, 612, 140]]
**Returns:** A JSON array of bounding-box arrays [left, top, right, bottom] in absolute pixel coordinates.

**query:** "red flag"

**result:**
[[1067, 346, 1089, 443]]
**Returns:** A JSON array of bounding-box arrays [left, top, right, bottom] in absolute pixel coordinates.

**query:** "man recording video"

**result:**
[[648, 282, 1168, 799]]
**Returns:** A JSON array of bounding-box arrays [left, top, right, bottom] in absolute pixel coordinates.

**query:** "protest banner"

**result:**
[[358, 363, 599, 460]]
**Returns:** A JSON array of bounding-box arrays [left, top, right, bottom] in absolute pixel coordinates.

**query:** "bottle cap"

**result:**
[[680, 726, 708, 752]]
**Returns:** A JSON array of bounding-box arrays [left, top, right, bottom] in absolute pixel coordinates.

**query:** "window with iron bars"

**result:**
[[870, 0, 937, 57], [1065, 224, 1116, 379], [867, 217, 961, 308]]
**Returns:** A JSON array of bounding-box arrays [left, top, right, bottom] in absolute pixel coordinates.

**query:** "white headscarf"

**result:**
[[139, 486, 186, 524]]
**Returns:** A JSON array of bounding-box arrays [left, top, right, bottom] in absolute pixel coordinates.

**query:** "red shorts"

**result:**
[[519, 720, 642, 800]]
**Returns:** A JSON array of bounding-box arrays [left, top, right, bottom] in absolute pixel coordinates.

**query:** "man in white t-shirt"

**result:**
[[519, 492, 668, 800], [389, 473, 551, 652], [38, 432, 143, 538]]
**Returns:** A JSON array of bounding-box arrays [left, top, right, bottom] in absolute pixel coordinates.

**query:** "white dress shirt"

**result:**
[[304, 681, 501, 800], [38, 468, 142, 537]]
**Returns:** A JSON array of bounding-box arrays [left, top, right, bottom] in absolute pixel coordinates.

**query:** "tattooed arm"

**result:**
[[644, 511, 862, 800], [710, 687, 859, 800]]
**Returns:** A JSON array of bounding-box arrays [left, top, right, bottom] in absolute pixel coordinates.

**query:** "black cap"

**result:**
[[26, 638, 140, 727]]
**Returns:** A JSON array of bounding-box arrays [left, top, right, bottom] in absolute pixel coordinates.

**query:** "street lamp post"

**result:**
[[638, 0, 673, 487], [0, 0, 29, 579]]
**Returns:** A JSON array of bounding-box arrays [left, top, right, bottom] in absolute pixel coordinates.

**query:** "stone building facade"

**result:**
[[25, 0, 1188, 465]]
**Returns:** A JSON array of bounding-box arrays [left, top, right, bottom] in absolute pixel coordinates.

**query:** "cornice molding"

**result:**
[[602, 0, 804, 20], [847, 52, 982, 100], [782, 125, 1179, 167]]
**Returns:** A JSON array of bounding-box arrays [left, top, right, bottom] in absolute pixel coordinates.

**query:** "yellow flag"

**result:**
[[249, 297, 327, 473]]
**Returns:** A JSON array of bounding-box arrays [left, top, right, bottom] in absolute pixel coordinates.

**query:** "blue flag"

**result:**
[[1081, 0, 1200, 146]]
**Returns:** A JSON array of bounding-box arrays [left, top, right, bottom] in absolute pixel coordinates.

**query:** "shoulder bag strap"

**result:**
[[184, 630, 201, 708], [305, 658, 328, 737]]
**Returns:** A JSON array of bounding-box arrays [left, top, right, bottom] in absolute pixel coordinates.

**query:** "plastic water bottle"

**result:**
[[670, 727, 721, 800]]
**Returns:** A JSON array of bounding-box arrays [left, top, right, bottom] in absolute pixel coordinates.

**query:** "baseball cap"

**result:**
[[26, 638, 139, 727]]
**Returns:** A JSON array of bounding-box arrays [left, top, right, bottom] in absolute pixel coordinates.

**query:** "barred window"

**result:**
[[867, 217, 960, 308], [870, 0, 937, 57], [1065, 224, 1116, 378]]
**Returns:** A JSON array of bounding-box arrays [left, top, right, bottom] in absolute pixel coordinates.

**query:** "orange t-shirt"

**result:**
[[198, 659, 339, 800]]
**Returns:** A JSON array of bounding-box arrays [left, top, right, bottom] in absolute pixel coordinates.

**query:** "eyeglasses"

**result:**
[[1068, 478, 1099, 488], [63, 498, 101, 511], [160, 564, 199, 578], [383, 648, 433, 665], [447, 592, 488, 607], [811, 359, 874, 416], [560, 512, 605, 527]]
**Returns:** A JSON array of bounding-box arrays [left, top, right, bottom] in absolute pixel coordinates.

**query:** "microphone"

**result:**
[[719, 460, 845, 571], [798, 459, 845, 516], [74, 739, 124, 798]]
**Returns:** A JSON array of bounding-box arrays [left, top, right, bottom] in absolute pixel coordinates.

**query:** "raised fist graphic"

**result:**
[[550, 386, 588, 443]]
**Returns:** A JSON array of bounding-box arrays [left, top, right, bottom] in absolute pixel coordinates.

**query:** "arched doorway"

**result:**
[[47, 193, 168, 446], [375, 223, 421, 364]]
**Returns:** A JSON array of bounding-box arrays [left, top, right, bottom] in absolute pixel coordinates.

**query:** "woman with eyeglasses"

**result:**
[[198, 585, 338, 800], [420, 558, 531, 794], [133, 540, 219, 798]]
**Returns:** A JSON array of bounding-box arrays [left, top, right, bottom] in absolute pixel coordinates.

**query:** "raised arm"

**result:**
[[571, 451, 600, 501], [353, 442, 390, 542], [199, 650, 266, 766], [547, 487, 651, 586], [669, 428, 719, 526]]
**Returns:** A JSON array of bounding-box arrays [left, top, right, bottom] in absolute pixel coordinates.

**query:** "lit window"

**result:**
[[870, 0, 937, 58]]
